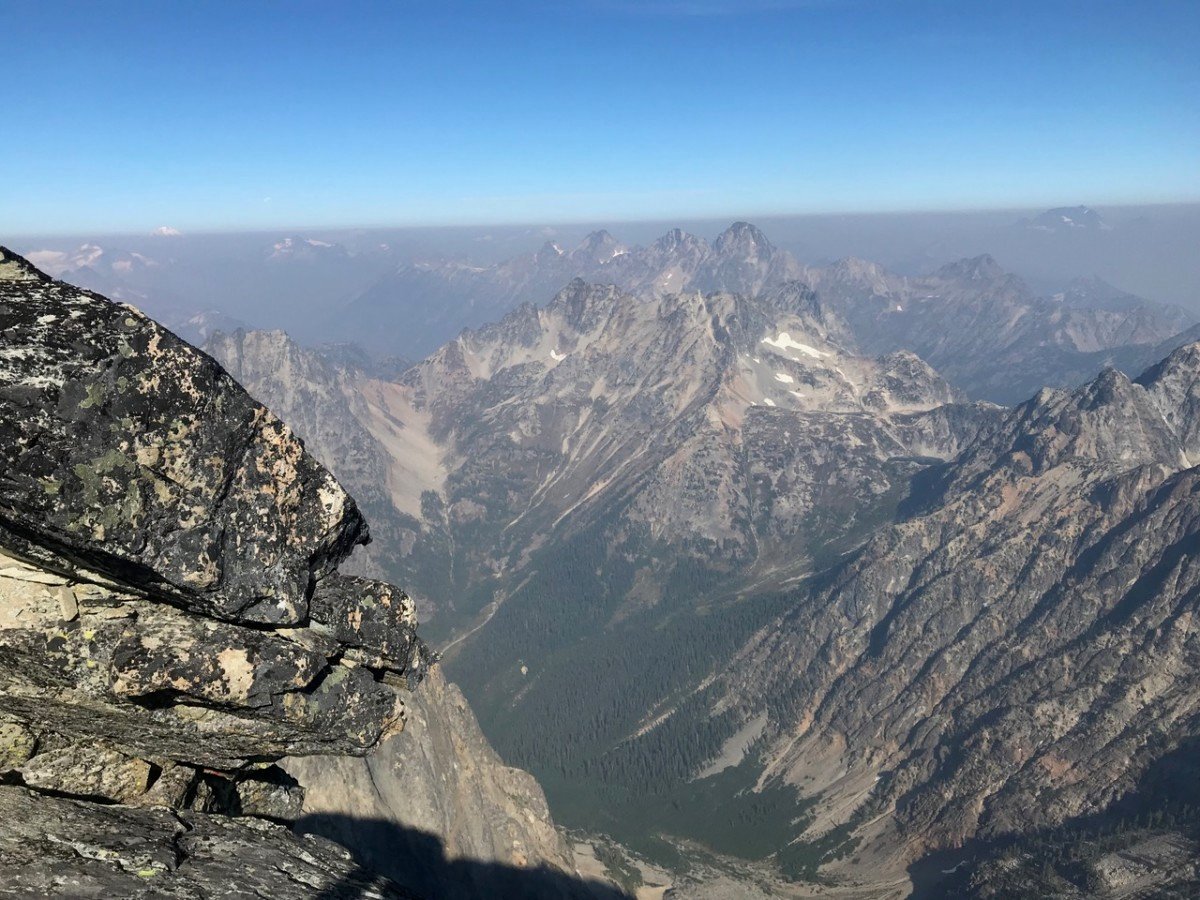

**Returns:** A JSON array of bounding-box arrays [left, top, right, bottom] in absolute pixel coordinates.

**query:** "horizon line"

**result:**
[[9, 199, 1200, 241]]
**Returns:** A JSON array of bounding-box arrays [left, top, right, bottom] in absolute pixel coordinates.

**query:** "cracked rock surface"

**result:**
[[0, 248, 429, 894]]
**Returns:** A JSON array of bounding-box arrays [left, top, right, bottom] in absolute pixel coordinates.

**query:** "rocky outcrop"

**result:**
[[204, 328, 430, 616], [0, 786, 416, 898], [0, 248, 428, 894]]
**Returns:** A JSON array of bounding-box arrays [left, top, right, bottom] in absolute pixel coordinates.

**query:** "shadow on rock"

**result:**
[[298, 813, 632, 900]]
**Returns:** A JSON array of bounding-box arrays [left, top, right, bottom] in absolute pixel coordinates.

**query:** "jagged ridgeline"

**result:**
[[0, 247, 432, 895]]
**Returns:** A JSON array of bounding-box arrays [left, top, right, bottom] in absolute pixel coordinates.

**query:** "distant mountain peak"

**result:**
[[827, 256, 888, 281], [535, 240, 565, 263], [714, 221, 774, 256], [572, 229, 624, 263], [1024, 205, 1109, 232], [935, 253, 1005, 281], [579, 229, 615, 247], [1067, 273, 1112, 290], [654, 227, 706, 253]]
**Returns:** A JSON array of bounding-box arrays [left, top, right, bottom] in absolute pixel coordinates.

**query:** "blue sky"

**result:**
[[4, 0, 1198, 234]]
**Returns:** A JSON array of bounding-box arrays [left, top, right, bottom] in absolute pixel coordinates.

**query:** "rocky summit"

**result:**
[[0, 248, 431, 895]]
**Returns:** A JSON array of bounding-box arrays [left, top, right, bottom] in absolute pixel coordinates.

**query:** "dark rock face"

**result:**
[[0, 249, 366, 625], [0, 786, 416, 898], [0, 248, 429, 894], [203, 328, 422, 612]]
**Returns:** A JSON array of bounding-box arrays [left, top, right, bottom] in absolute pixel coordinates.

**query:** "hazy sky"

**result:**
[[4, 0, 1198, 234]]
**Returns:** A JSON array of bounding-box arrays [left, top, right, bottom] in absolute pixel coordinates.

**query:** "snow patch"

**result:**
[[774, 372, 794, 384], [762, 331, 827, 359], [763, 398, 776, 407], [550, 349, 566, 361]]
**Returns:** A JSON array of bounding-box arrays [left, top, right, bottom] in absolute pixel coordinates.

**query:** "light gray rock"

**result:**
[[20, 744, 152, 803], [286, 665, 586, 899]]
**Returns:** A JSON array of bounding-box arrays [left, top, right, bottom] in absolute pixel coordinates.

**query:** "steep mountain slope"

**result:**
[[383, 279, 985, 631], [695, 344, 1200, 891], [287, 667, 584, 900], [791, 255, 1192, 403]]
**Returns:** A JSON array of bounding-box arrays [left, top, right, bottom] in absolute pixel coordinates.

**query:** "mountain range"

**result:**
[[1021, 205, 1112, 232], [5, 223, 1198, 897], [327, 222, 1191, 405], [201, 232, 1200, 895]]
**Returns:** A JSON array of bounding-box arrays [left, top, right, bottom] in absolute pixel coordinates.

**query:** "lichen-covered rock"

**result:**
[[0, 248, 365, 626], [0, 250, 429, 895], [192, 767, 306, 822], [130, 762, 197, 809], [310, 574, 422, 675], [19, 744, 152, 803], [0, 715, 35, 771], [0, 541, 407, 769]]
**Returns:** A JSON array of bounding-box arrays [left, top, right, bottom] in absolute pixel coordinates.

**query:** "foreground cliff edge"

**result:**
[[0, 248, 619, 898]]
